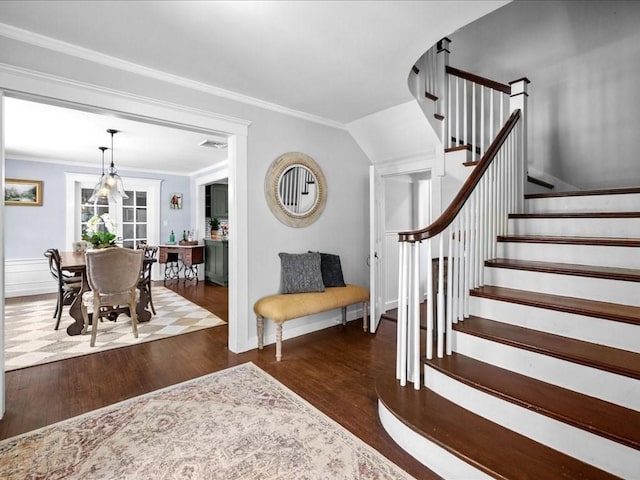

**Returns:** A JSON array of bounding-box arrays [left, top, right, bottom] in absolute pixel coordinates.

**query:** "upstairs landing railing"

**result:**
[[410, 38, 527, 162]]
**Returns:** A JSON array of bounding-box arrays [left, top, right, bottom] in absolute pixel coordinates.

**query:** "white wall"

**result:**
[[385, 177, 414, 231], [450, 0, 640, 190], [347, 100, 438, 165]]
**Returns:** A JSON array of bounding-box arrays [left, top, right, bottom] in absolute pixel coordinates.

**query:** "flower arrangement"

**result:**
[[82, 213, 117, 249]]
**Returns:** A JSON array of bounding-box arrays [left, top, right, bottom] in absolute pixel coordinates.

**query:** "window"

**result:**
[[121, 190, 148, 248], [66, 173, 161, 250]]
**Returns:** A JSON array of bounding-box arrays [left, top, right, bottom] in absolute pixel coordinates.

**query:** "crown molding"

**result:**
[[0, 22, 347, 131], [5, 153, 206, 177]]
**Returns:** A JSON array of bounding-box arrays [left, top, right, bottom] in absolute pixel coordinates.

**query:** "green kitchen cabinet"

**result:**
[[204, 239, 228, 286]]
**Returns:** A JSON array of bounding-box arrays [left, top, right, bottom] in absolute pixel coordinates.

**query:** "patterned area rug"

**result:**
[[0, 363, 413, 479], [4, 287, 226, 371]]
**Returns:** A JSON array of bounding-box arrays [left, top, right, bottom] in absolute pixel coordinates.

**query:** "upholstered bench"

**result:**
[[254, 284, 370, 361]]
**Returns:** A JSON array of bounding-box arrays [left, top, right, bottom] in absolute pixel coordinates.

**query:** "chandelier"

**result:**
[[88, 129, 128, 202]]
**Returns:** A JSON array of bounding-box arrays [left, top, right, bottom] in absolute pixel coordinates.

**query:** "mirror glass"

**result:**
[[265, 152, 326, 227], [277, 165, 318, 216]]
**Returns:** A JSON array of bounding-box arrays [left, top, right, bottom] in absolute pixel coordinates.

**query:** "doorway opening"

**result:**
[[2, 91, 240, 376]]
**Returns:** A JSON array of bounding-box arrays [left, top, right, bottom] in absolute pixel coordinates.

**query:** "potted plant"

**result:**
[[82, 213, 118, 249], [210, 217, 220, 239]]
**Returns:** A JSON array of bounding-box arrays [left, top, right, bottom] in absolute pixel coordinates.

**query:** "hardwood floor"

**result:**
[[1, 280, 438, 479]]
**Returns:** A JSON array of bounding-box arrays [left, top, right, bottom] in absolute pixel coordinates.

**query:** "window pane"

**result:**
[[123, 240, 134, 249], [81, 207, 94, 222], [123, 207, 135, 222], [136, 224, 147, 238], [136, 191, 147, 206], [123, 224, 134, 239], [96, 206, 109, 217], [123, 191, 134, 206], [136, 208, 147, 222], [81, 188, 107, 205]]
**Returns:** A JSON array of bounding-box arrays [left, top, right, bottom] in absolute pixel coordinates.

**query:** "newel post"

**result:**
[[436, 38, 451, 143], [509, 77, 530, 210]]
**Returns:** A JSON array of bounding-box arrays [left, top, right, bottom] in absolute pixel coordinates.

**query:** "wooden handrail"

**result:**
[[399, 109, 522, 243], [446, 65, 511, 95]]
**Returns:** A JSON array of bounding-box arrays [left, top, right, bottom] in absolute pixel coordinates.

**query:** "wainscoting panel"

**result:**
[[5, 258, 55, 298], [384, 232, 400, 311]]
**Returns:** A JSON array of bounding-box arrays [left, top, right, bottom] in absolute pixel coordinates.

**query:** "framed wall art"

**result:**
[[4, 178, 43, 206], [170, 192, 183, 209]]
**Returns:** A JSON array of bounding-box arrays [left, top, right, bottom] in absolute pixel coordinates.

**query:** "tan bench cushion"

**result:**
[[254, 284, 369, 323]]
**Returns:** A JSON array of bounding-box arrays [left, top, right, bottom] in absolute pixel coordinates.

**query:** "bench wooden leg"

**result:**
[[257, 315, 264, 349], [275, 322, 283, 361], [363, 302, 368, 332]]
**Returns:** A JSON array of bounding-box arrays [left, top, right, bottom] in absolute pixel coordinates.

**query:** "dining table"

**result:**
[[59, 250, 156, 336]]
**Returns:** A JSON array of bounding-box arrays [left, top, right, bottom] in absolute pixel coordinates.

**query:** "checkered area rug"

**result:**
[[4, 287, 226, 371]]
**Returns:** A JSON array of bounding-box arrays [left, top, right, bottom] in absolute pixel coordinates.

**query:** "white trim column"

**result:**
[[0, 90, 6, 417], [227, 133, 249, 353]]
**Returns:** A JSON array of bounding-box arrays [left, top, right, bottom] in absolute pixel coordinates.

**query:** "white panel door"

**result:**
[[369, 165, 385, 333]]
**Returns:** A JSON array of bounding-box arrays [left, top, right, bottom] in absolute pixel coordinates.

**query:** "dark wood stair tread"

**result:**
[[426, 353, 640, 450], [527, 175, 554, 189], [376, 372, 619, 479], [525, 186, 640, 199], [471, 285, 640, 326], [485, 258, 640, 282], [454, 315, 640, 379], [510, 212, 640, 218], [496, 235, 640, 247]]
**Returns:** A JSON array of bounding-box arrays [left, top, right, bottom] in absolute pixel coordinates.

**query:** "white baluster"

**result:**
[[397, 242, 408, 385], [472, 83, 477, 159], [425, 239, 433, 360], [480, 86, 485, 157], [437, 235, 445, 358], [454, 76, 460, 146], [412, 243, 421, 388], [478, 178, 486, 285], [447, 74, 452, 149], [488, 88, 496, 144], [463, 205, 471, 317], [468, 195, 476, 291], [463, 80, 468, 147], [458, 209, 465, 321], [446, 226, 454, 355], [473, 191, 481, 288]]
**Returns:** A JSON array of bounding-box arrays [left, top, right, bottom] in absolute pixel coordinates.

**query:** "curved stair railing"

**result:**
[[399, 39, 530, 388]]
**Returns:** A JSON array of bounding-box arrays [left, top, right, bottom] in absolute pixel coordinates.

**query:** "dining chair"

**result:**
[[44, 248, 83, 330], [81, 247, 144, 347], [137, 244, 158, 315]]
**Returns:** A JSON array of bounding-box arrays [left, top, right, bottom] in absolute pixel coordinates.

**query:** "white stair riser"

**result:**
[[424, 366, 639, 478], [378, 401, 491, 480], [526, 193, 640, 214], [453, 331, 640, 411], [483, 266, 640, 306], [497, 241, 640, 269], [508, 217, 640, 237], [469, 296, 640, 353]]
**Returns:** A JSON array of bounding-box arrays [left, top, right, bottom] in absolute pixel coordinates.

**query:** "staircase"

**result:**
[[378, 187, 640, 478]]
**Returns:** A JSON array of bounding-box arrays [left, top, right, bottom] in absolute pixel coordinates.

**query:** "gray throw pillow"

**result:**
[[309, 251, 346, 287], [279, 252, 325, 294]]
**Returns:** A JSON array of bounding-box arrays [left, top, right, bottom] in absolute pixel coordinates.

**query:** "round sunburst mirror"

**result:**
[[265, 152, 327, 227]]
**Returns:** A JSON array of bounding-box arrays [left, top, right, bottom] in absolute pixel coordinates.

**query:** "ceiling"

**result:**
[[0, 0, 509, 175], [4, 97, 229, 174]]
